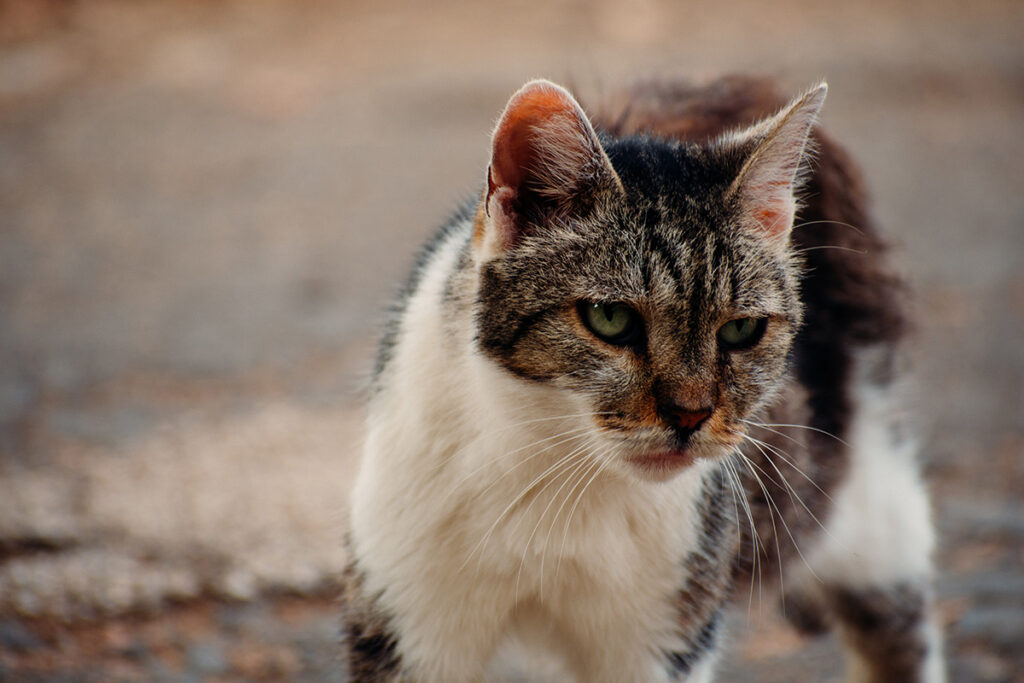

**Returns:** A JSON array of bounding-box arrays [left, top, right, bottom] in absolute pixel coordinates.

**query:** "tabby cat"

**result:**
[[341, 76, 943, 682]]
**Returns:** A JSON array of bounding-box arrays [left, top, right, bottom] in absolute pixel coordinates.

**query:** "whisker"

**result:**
[[719, 459, 746, 567], [553, 445, 614, 584], [726, 455, 767, 610], [441, 427, 592, 510], [515, 448, 594, 603], [740, 419, 803, 447], [460, 443, 588, 574], [741, 433, 833, 505], [426, 410, 616, 477], [791, 218, 865, 235], [504, 442, 593, 540], [733, 450, 786, 610], [539, 446, 607, 595], [741, 418, 849, 447], [795, 245, 866, 255], [723, 457, 761, 613], [735, 448, 823, 590], [741, 437, 829, 540]]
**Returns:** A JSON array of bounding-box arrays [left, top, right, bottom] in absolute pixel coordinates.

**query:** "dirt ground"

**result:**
[[1, 0, 1022, 680]]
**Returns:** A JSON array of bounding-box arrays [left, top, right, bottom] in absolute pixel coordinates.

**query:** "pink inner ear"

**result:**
[[482, 80, 622, 256], [485, 82, 591, 251], [489, 82, 583, 193], [749, 183, 795, 237], [729, 84, 826, 243]]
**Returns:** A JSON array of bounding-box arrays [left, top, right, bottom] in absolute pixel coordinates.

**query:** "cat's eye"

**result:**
[[579, 302, 642, 346], [718, 317, 767, 350]]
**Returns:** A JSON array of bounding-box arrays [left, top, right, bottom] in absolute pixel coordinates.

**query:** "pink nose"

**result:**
[[672, 408, 711, 431]]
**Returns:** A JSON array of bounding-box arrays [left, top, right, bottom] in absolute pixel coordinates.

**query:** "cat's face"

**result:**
[[474, 80, 823, 481]]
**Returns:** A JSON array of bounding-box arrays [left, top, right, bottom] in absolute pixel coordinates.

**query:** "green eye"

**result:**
[[579, 302, 641, 346], [718, 317, 767, 350]]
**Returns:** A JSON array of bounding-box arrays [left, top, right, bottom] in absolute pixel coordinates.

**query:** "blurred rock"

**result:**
[[0, 617, 42, 652], [185, 642, 226, 676]]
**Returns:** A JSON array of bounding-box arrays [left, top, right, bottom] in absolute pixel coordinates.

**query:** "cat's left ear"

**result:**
[[724, 83, 827, 245]]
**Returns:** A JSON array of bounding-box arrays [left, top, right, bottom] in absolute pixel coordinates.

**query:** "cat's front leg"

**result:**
[[784, 370, 944, 682], [340, 558, 405, 682], [826, 583, 943, 683], [341, 551, 508, 683], [786, 580, 942, 683]]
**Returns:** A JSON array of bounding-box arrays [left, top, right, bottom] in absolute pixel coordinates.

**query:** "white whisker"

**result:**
[[515, 447, 594, 603], [742, 432, 834, 507], [733, 449, 785, 609], [537, 446, 607, 596], [723, 456, 762, 613], [553, 445, 614, 584], [426, 410, 615, 477], [441, 427, 592, 510], [741, 418, 848, 447], [460, 442, 589, 574], [796, 245, 866, 255], [791, 218, 865, 235], [735, 447, 823, 592]]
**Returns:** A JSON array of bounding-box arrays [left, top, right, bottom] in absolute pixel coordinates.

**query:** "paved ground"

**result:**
[[0, 0, 1021, 680]]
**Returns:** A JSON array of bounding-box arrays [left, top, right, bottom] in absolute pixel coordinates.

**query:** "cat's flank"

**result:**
[[342, 77, 943, 682]]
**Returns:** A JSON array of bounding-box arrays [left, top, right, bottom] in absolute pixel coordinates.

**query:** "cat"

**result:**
[[341, 76, 944, 682]]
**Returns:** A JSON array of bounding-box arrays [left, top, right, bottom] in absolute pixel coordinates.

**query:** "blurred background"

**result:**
[[0, 0, 1021, 680]]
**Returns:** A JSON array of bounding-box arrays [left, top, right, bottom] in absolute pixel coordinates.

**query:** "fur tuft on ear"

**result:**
[[724, 83, 827, 243], [478, 79, 622, 258]]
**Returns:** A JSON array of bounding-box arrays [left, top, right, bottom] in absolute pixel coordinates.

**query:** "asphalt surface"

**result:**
[[1, 0, 1021, 680]]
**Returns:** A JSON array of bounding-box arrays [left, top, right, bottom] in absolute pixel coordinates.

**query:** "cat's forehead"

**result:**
[[551, 192, 783, 310], [550, 208, 730, 307], [601, 135, 741, 220]]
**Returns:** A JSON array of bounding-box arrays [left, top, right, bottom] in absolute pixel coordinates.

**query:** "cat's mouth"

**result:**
[[626, 449, 696, 478], [616, 421, 746, 481]]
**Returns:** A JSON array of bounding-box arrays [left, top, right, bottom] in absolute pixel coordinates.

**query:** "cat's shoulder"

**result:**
[[373, 197, 477, 382]]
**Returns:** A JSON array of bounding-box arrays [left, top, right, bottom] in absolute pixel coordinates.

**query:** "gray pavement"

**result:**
[[1, 0, 1021, 680]]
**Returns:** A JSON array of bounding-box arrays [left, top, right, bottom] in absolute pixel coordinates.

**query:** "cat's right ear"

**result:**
[[722, 83, 827, 248], [476, 80, 623, 259]]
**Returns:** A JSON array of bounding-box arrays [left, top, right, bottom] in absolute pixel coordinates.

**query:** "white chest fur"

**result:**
[[349, 227, 713, 681]]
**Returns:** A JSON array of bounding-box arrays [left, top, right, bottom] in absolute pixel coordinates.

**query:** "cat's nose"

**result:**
[[651, 379, 713, 439], [665, 405, 712, 448], [670, 406, 712, 432]]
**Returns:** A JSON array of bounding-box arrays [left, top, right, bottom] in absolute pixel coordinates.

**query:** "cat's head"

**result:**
[[473, 79, 825, 481]]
